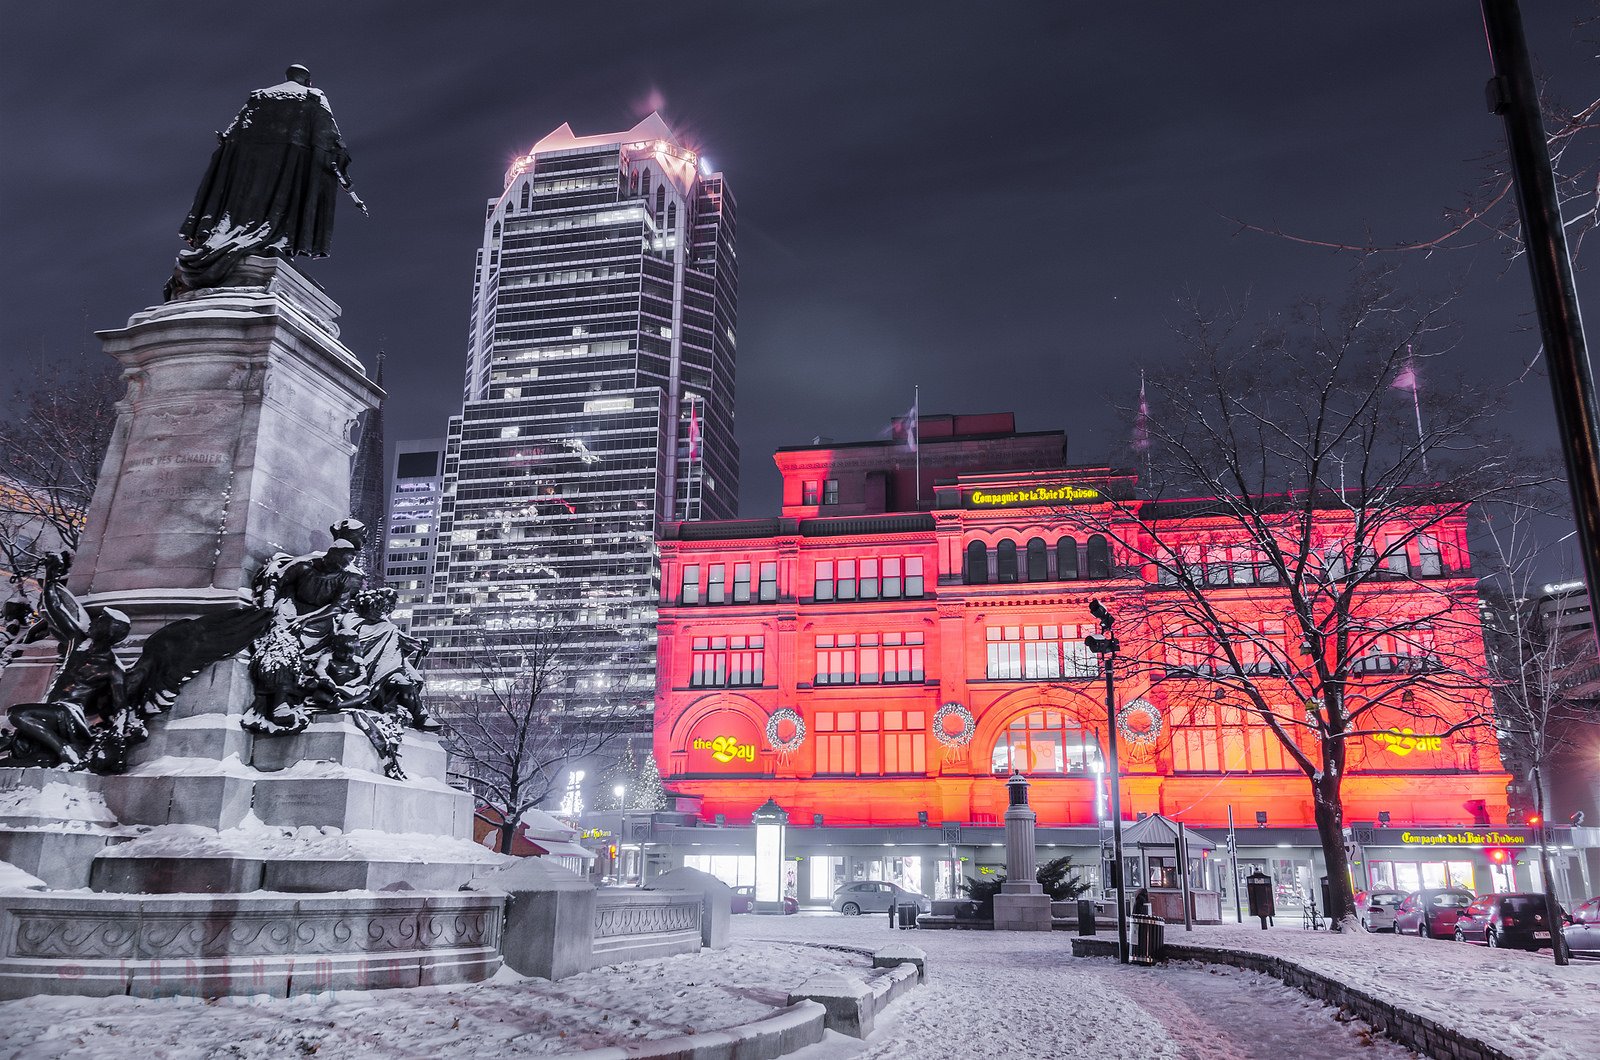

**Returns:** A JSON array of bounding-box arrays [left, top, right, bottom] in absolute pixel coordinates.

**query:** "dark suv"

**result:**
[[1454, 892, 1561, 951]]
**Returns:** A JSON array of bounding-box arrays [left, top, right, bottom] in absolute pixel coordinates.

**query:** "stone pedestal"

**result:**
[[994, 771, 1052, 931], [0, 261, 505, 998]]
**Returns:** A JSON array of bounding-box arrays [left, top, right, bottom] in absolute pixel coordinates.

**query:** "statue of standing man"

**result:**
[[170, 65, 364, 297]]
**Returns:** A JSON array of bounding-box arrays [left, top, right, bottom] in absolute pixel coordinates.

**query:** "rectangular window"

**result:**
[[823, 479, 839, 505], [1417, 535, 1443, 577], [815, 560, 835, 602], [707, 564, 726, 604], [803, 481, 819, 505], [691, 635, 765, 688], [759, 561, 778, 602], [837, 560, 857, 600], [813, 707, 925, 776], [733, 563, 751, 603], [906, 556, 925, 597], [883, 557, 902, 598], [813, 632, 923, 685], [680, 564, 701, 605], [986, 625, 1094, 680], [860, 558, 879, 599]]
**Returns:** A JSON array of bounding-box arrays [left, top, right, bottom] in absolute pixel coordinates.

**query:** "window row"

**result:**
[[989, 710, 1105, 775], [815, 557, 925, 601], [815, 632, 926, 685], [1165, 622, 1286, 676], [966, 535, 1112, 585], [801, 479, 839, 506], [689, 635, 765, 688], [984, 625, 1098, 680], [814, 709, 927, 775], [680, 562, 779, 605]]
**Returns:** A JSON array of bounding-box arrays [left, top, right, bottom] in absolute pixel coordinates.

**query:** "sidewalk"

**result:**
[[1103, 922, 1600, 1059]]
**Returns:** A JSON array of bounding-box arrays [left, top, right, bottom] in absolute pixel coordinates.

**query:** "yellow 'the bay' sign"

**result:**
[[1373, 728, 1443, 756], [692, 735, 756, 764], [969, 485, 1101, 508]]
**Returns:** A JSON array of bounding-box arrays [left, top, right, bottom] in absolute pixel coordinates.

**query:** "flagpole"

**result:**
[[914, 384, 921, 507], [1404, 345, 1428, 476]]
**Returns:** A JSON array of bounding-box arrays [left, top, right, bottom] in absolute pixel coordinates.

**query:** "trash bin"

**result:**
[[897, 903, 919, 928], [1130, 913, 1165, 965], [1245, 870, 1275, 929], [1077, 898, 1097, 937]]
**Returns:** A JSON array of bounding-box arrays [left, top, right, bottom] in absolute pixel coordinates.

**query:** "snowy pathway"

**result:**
[[752, 916, 1415, 1060]]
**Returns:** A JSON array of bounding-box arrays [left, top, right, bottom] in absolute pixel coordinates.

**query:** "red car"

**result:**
[[1394, 888, 1474, 939]]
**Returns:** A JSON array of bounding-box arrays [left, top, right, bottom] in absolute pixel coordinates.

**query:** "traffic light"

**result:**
[[1526, 813, 1543, 829], [1486, 847, 1513, 866]]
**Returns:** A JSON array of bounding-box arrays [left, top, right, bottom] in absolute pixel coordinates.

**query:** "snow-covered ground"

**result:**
[[749, 916, 1419, 1060], [0, 938, 866, 1059], [5, 909, 1590, 1058]]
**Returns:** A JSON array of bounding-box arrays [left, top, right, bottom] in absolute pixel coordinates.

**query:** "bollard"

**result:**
[[1077, 898, 1097, 937]]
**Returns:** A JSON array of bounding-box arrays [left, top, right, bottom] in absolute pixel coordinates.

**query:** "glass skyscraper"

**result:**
[[414, 113, 738, 736]]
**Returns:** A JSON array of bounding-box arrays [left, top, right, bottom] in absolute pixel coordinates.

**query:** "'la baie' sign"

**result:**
[[967, 485, 1101, 508]]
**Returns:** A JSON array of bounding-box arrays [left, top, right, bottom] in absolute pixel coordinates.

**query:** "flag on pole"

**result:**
[[1392, 347, 1419, 391], [688, 398, 701, 460], [903, 389, 919, 452]]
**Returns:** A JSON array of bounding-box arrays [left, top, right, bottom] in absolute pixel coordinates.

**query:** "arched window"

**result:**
[[1026, 538, 1047, 582], [492, 221, 501, 241], [965, 541, 989, 585], [667, 202, 677, 231], [1057, 537, 1079, 580], [641, 169, 652, 198], [990, 710, 1104, 775], [997, 540, 1019, 583], [519, 182, 530, 210], [655, 186, 667, 216], [630, 169, 640, 195], [1085, 535, 1111, 579]]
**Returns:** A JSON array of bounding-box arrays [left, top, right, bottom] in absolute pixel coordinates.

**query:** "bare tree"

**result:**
[[1478, 502, 1599, 963], [1234, 14, 1600, 263], [440, 609, 629, 854], [0, 360, 119, 665], [1079, 272, 1545, 931]]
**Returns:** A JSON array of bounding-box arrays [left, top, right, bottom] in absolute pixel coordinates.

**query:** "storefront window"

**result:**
[[808, 856, 845, 901], [1421, 863, 1449, 889]]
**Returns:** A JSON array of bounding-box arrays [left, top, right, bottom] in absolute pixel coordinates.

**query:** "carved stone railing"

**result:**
[[590, 888, 703, 964]]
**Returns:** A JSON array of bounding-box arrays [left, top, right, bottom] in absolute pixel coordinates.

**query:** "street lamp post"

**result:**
[[1085, 597, 1130, 964]]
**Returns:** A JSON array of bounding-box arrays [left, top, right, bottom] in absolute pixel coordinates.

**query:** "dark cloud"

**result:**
[[2, 3, 1594, 516]]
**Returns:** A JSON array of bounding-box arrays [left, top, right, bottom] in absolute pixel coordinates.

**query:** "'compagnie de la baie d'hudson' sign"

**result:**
[[966, 485, 1101, 508]]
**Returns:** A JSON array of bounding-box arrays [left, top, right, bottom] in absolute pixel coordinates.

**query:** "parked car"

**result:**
[[831, 881, 932, 916], [1394, 888, 1474, 939], [1454, 892, 1561, 950], [1356, 889, 1406, 932], [1560, 895, 1600, 959], [729, 886, 797, 914]]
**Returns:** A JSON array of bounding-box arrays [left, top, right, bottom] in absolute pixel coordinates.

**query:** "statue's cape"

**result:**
[[179, 82, 350, 259]]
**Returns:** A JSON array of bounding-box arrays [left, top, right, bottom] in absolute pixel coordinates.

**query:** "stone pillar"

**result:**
[[993, 772, 1053, 930]]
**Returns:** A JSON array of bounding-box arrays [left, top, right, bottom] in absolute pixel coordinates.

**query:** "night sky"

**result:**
[[3, 4, 1596, 518]]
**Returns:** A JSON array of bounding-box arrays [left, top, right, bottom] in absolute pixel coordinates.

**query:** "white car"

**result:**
[[1358, 889, 1406, 932], [831, 881, 932, 916]]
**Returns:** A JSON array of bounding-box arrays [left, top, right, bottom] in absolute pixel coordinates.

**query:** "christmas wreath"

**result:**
[[766, 707, 806, 754], [933, 701, 976, 749], [1116, 700, 1163, 747]]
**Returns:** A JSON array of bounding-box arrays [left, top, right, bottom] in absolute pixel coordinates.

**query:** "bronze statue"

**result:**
[[170, 65, 365, 296], [0, 562, 272, 772]]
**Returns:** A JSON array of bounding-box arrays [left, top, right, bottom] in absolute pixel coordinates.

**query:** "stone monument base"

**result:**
[[993, 889, 1053, 932]]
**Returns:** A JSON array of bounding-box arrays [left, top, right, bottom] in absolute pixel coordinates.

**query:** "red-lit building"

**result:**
[[647, 414, 1548, 906]]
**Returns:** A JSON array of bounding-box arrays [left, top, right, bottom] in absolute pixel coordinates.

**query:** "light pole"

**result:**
[[1085, 597, 1129, 964]]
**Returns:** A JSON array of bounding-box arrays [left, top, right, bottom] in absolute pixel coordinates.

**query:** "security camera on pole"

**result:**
[[1085, 598, 1130, 964]]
